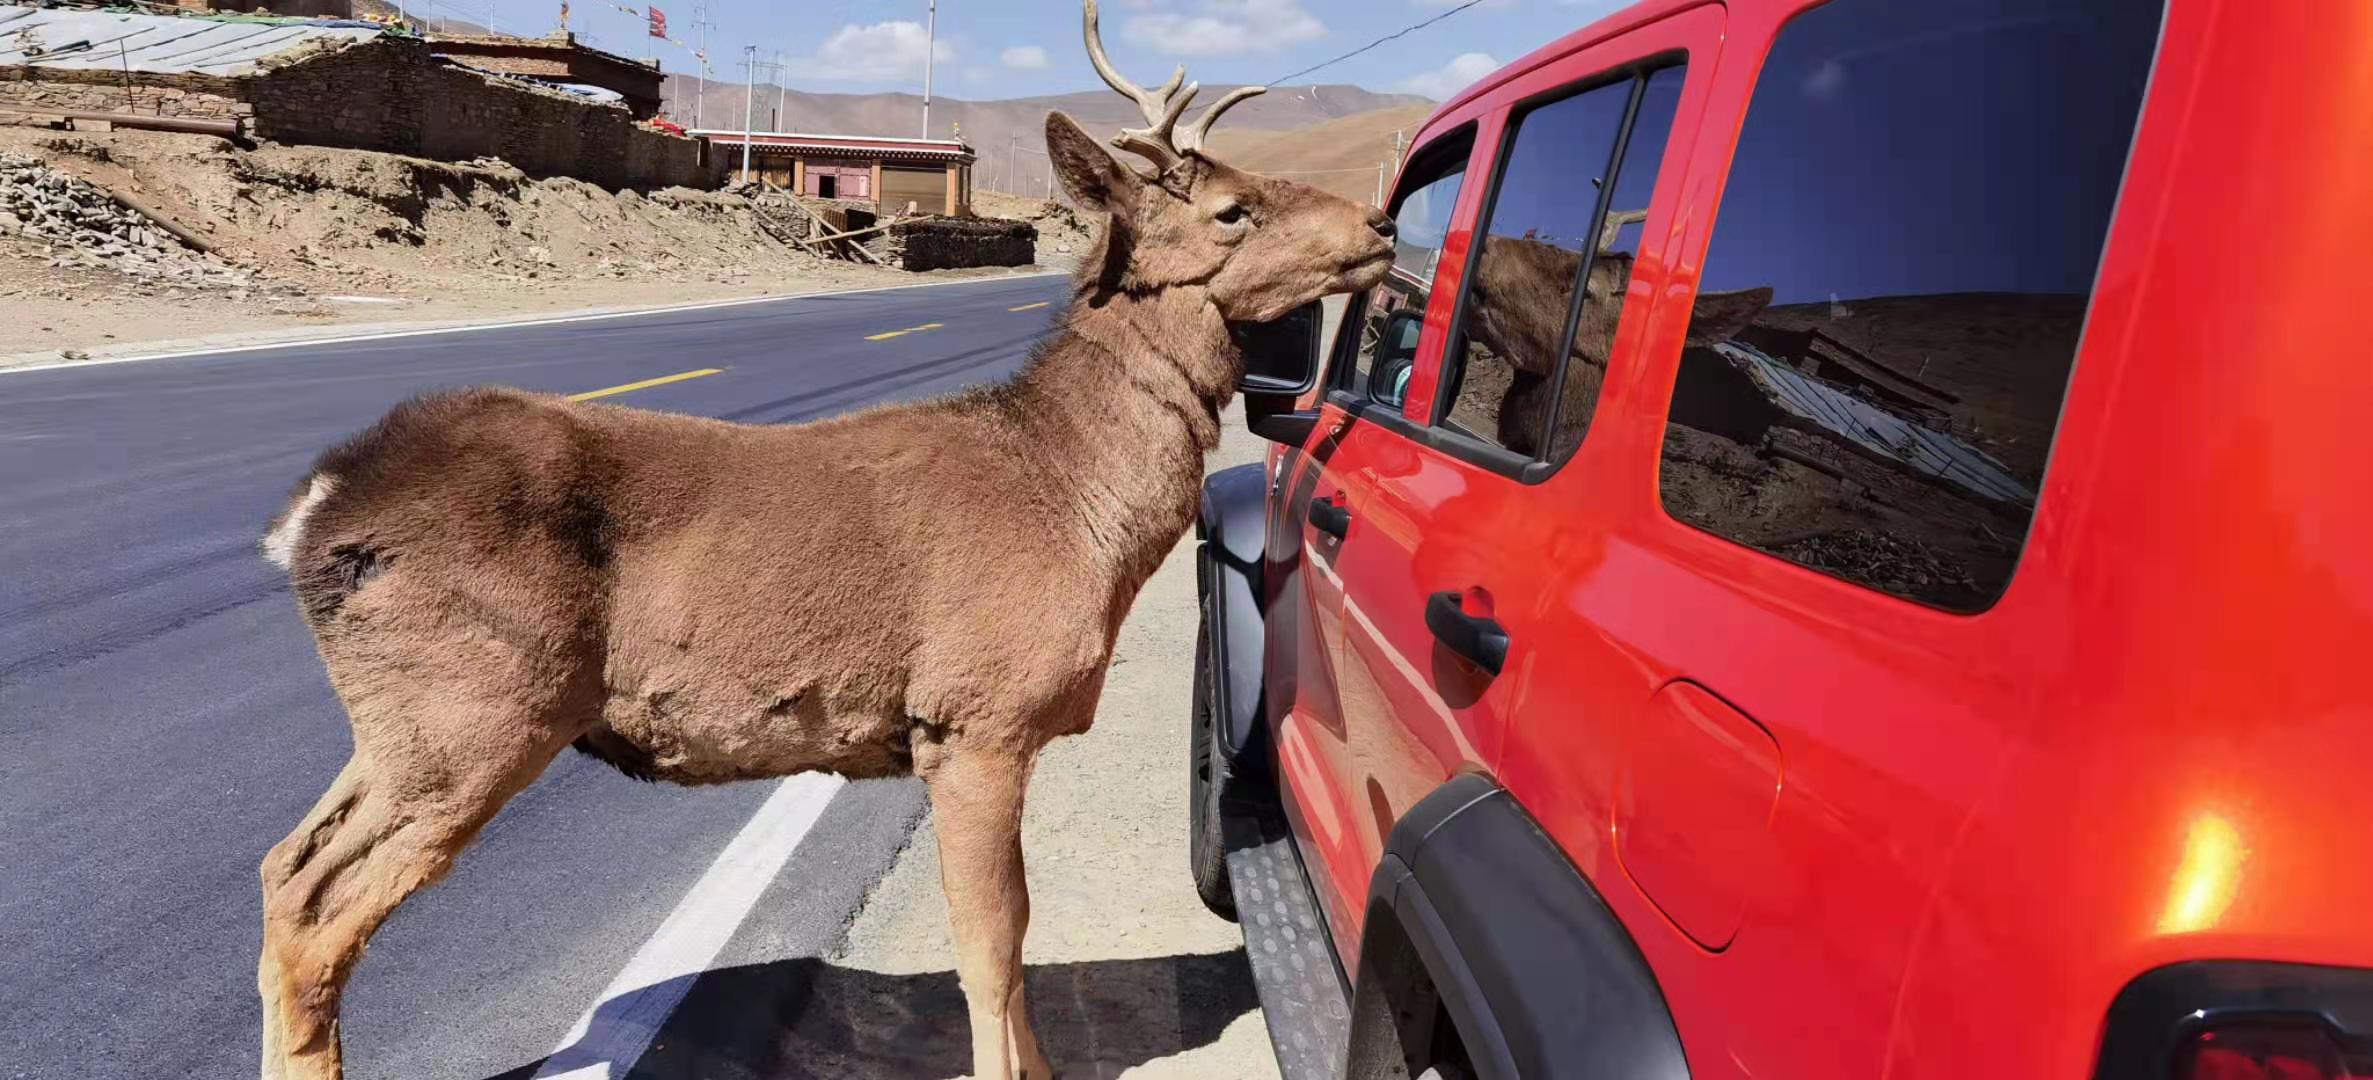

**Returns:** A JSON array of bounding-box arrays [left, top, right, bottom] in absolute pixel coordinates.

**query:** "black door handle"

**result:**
[[1308, 498, 1350, 539], [1426, 591, 1509, 675]]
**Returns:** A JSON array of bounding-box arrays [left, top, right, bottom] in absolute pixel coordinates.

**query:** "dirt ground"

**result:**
[[0, 126, 1086, 368], [775, 410, 1280, 1080]]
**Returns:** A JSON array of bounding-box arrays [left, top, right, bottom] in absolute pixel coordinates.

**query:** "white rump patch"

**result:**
[[262, 474, 336, 569]]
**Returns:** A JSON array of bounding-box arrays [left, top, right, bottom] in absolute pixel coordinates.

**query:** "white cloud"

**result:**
[[796, 21, 956, 83], [1123, 0, 1325, 57], [1000, 44, 1050, 70], [1399, 51, 1499, 99]]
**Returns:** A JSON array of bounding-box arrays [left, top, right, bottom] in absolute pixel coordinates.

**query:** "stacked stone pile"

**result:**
[[0, 152, 254, 286]]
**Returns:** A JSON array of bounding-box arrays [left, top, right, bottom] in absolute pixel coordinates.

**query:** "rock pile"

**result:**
[[0, 151, 256, 287]]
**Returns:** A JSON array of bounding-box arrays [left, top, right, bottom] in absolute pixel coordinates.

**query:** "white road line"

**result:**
[[529, 772, 848, 1080], [0, 271, 1065, 377]]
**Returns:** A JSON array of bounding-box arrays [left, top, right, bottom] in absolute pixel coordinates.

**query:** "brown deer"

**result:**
[[249, 3, 1394, 1077], [1460, 208, 1771, 459]]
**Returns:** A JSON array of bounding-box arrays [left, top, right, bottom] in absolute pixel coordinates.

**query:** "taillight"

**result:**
[[2096, 962, 2373, 1080], [2180, 1025, 2373, 1080]]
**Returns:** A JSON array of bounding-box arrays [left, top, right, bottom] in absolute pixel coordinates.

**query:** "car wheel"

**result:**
[[1189, 600, 1237, 920]]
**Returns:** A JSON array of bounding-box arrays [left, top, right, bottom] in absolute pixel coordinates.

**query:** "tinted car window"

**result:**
[[1337, 137, 1470, 406], [1543, 64, 1683, 465], [1659, 0, 2159, 609], [1439, 79, 1631, 455]]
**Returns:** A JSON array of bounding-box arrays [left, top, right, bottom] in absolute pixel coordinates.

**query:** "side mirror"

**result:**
[[1233, 300, 1325, 397], [1368, 307, 1426, 409]]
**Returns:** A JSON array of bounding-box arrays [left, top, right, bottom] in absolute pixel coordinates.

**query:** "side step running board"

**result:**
[[1224, 801, 1352, 1080]]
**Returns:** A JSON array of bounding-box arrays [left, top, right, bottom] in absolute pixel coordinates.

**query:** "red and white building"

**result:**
[[691, 131, 976, 216]]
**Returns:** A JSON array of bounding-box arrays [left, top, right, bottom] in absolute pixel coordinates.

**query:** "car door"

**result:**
[[1310, 11, 1718, 957], [1266, 132, 1484, 947]]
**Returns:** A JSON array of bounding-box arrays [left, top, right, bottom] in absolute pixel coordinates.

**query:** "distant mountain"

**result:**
[[1204, 101, 1440, 204], [662, 77, 1430, 195]]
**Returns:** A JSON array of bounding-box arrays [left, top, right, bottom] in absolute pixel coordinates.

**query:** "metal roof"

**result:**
[[1716, 340, 2038, 508], [687, 131, 976, 163], [687, 130, 969, 149], [0, 5, 383, 77]]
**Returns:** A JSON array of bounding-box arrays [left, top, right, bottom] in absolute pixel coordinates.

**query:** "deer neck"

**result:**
[[1016, 285, 1239, 584]]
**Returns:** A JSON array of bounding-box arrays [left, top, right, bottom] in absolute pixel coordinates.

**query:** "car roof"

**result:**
[[1429, 0, 1711, 127]]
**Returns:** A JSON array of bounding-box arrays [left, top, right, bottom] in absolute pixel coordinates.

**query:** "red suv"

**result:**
[[1189, 1, 2373, 1077]]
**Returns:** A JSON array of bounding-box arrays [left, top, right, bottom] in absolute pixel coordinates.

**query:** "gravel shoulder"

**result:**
[[769, 409, 1280, 1080]]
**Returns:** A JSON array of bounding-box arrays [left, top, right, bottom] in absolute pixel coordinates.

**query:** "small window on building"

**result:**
[[1436, 62, 1686, 467], [1658, 0, 2161, 610], [1333, 131, 1473, 407]]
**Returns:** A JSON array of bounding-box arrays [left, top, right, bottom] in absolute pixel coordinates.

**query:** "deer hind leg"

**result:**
[[922, 737, 1054, 1080], [258, 695, 576, 1080]]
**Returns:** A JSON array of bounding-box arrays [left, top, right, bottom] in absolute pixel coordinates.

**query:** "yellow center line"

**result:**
[[1008, 301, 1051, 312], [568, 368, 725, 401], [865, 322, 944, 341]]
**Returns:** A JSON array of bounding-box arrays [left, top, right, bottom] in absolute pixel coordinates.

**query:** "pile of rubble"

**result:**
[[0, 151, 257, 287]]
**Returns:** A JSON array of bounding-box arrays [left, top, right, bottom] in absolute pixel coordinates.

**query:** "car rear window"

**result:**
[[1657, 0, 2161, 610]]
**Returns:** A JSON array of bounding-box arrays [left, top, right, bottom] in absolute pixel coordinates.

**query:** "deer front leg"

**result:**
[[923, 741, 1053, 1080]]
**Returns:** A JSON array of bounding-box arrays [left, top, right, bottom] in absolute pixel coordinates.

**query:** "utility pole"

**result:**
[[737, 48, 782, 182], [692, 1, 709, 130], [740, 43, 756, 183], [485, 0, 496, 35], [1006, 133, 1017, 192], [920, 0, 936, 139], [775, 47, 787, 133]]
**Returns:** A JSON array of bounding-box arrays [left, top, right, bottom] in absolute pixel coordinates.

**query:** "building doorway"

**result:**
[[817, 174, 838, 199]]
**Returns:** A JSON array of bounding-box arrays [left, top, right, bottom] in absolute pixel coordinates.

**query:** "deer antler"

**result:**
[[1599, 208, 1648, 251], [1082, 0, 1264, 171]]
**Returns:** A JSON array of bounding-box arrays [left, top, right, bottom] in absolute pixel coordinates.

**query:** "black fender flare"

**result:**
[[1359, 773, 1690, 1080], [1195, 462, 1270, 762]]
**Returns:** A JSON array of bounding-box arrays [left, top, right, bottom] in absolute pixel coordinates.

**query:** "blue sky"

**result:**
[[441, 0, 1632, 100]]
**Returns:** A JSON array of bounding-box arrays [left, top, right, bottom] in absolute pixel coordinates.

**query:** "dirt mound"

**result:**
[[0, 127, 834, 299], [0, 125, 1060, 361]]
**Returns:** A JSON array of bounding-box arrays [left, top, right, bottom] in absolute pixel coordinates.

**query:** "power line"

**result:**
[[1265, 0, 1487, 88]]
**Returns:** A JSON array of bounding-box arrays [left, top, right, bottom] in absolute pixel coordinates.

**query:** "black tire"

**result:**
[[1188, 602, 1237, 919]]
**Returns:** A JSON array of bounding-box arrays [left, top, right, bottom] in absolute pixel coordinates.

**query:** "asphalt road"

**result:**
[[0, 272, 1076, 1080]]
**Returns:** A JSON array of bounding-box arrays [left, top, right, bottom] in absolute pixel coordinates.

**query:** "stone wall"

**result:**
[[0, 67, 248, 120], [2, 36, 707, 189], [245, 37, 708, 190], [884, 216, 1035, 272]]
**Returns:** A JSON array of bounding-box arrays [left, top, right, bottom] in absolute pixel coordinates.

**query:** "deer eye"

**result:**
[[1214, 204, 1249, 226]]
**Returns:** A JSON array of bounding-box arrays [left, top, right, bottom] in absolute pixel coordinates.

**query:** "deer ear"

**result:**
[[1684, 286, 1774, 346], [1045, 111, 1141, 216]]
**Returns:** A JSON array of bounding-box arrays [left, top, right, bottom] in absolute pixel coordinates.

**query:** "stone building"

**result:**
[[426, 32, 664, 120], [0, 5, 709, 190], [697, 131, 975, 216]]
